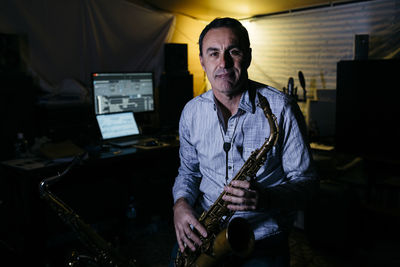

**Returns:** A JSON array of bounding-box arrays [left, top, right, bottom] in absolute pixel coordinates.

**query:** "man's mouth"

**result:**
[[216, 71, 234, 80]]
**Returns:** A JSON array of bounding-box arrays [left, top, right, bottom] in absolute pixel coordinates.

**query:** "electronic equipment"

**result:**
[[96, 111, 152, 147], [335, 59, 400, 160], [92, 72, 155, 115], [158, 72, 193, 130], [164, 43, 188, 73]]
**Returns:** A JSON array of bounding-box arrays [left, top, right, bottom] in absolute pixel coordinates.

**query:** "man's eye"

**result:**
[[230, 49, 242, 56], [210, 52, 219, 57]]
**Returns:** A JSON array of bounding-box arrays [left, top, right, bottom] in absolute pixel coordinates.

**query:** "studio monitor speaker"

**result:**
[[0, 33, 24, 73], [164, 43, 188, 73], [158, 72, 193, 130]]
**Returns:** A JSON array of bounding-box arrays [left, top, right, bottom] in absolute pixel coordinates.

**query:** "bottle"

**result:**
[[14, 132, 29, 158], [125, 196, 137, 238], [126, 196, 137, 220]]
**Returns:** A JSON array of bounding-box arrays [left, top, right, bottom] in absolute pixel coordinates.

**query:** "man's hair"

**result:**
[[198, 17, 250, 56]]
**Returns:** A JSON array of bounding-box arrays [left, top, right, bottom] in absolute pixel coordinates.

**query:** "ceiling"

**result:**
[[138, 0, 356, 20]]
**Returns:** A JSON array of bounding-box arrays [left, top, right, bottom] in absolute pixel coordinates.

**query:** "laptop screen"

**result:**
[[96, 112, 140, 140]]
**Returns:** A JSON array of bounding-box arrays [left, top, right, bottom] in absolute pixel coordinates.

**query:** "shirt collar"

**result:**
[[238, 88, 257, 114], [200, 79, 258, 114]]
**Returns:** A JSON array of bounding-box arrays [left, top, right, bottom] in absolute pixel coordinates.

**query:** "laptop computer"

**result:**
[[96, 111, 151, 147]]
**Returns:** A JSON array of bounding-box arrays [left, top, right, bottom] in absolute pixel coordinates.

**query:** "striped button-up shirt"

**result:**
[[173, 80, 318, 240]]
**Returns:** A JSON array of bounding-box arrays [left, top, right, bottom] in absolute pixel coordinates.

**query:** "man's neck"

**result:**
[[213, 89, 243, 131], [213, 77, 248, 116], [214, 91, 242, 117]]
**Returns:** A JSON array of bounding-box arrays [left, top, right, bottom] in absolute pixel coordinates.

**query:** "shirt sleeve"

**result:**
[[266, 98, 319, 210], [172, 106, 202, 207]]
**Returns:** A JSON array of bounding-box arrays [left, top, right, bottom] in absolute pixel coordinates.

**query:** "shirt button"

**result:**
[[228, 166, 232, 169]]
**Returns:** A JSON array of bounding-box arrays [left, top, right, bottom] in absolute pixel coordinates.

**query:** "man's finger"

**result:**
[[224, 185, 246, 197], [189, 219, 207, 238], [185, 229, 203, 246], [182, 233, 196, 251], [231, 180, 251, 189], [176, 228, 185, 252], [227, 203, 257, 211]]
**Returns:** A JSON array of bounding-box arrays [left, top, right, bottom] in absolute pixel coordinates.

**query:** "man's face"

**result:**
[[200, 27, 251, 96]]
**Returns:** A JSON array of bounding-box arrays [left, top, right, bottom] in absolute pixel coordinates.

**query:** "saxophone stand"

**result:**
[[39, 152, 137, 267]]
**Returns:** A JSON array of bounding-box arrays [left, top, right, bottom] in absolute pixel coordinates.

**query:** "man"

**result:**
[[172, 17, 318, 266]]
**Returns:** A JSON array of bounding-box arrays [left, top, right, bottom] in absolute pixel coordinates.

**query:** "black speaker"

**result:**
[[354, 34, 369, 60], [0, 73, 36, 160], [335, 59, 400, 158], [164, 43, 188, 73], [158, 72, 193, 130], [0, 33, 26, 73]]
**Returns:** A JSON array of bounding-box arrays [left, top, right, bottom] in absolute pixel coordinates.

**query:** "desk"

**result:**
[[307, 149, 400, 251], [0, 142, 179, 266]]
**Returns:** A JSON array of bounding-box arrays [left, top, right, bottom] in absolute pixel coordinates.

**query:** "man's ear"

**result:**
[[199, 54, 205, 71], [245, 48, 252, 69]]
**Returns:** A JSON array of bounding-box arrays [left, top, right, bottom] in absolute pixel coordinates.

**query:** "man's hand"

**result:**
[[173, 198, 207, 252], [222, 180, 266, 211]]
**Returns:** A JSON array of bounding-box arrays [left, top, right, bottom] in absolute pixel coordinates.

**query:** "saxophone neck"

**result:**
[[39, 152, 87, 196], [257, 92, 279, 146]]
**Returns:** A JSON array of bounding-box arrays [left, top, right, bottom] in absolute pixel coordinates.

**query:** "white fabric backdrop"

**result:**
[[244, 0, 400, 93], [0, 0, 175, 99]]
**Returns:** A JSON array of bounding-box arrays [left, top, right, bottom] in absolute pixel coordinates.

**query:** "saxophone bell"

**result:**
[[225, 217, 255, 257], [194, 217, 255, 267]]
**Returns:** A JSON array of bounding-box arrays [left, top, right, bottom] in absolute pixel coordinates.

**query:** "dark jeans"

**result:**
[[169, 232, 290, 267]]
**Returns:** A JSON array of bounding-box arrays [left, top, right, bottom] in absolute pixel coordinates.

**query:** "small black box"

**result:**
[[354, 34, 369, 60], [164, 43, 188, 73]]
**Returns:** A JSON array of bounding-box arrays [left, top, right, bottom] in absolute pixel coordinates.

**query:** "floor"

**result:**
[[3, 208, 400, 267], [3, 176, 400, 267], [127, 220, 341, 267], [123, 214, 400, 267]]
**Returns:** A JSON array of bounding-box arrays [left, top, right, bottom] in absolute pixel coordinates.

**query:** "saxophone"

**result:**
[[175, 92, 280, 267], [39, 154, 137, 267]]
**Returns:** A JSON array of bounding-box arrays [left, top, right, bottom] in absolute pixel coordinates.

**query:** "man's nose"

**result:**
[[219, 52, 233, 68]]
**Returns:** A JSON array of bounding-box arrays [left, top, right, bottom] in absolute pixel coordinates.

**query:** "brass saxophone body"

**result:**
[[39, 155, 137, 267], [176, 92, 280, 267]]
